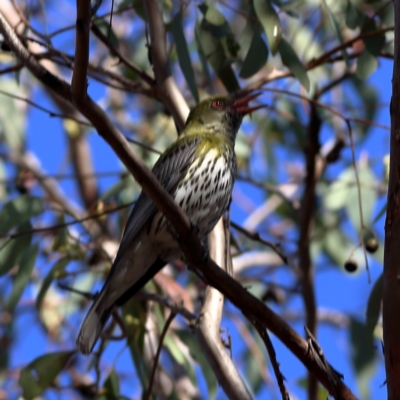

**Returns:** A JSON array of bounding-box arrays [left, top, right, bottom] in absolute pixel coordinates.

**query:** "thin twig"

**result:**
[[144, 311, 176, 400]]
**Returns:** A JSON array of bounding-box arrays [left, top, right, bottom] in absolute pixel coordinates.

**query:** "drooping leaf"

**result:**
[[196, 20, 240, 93], [240, 33, 269, 78], [7, 243, 38, 311], [0, 222, 32, 276], [362, 18, 386, 56], [345, 0, 365, 30], [366, 273, 383, 332], [346, 164, 377, 231], [356, 50, 378, 80], [36, 257, 71, 310], [0, 79, 26, 151], [0, 195, 43, 235], [349, 318, 376, 399], [198, 3, 232, 38], [175, 329, 218, 399], [253, 0, 282, 55], [322, 0, 350, 66], [195, 28, 213, 88], [278, 38, 310, 91], [98, 368, 125, 400], [19, 351, 75, 399], [170, 11, 199, 102]]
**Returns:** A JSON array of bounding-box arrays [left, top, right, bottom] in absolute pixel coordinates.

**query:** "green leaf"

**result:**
[[0, 222, 32, 276], [345, 0, 365, 30], [195, 28, 213, 88], [98, 369, 121, 400], [324, 168, 354, 211], [346, 165, 377, 231], [362, 18, 386, 56], [0, 159, 7, 201], [196, 20, 240, 93], [0, 79, 26, 151], [0, 195, 43, 235], [356, 50, 378, 80], [36, 257, 71, 310], [7, 243, 38, 311], [170, 11, 199, 103], [240, 33, 269, 78], [322, 0, 349, 66], [366, 273, 383, 332], [19, 351, 74, 399], [278, 38, 310, 91], [122, 299, 149, 388], [93, 20, 119, 48], [253, 0, 282, 55], [175, 330, 218, 399], [349, 318, 376, 399], [198, 3, 232, 38]]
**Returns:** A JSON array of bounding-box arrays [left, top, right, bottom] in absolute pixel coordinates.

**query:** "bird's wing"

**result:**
[[116, 137, 201, 259]]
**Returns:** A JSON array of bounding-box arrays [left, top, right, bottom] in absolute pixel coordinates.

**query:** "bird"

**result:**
[[77, 92, 262, 354]]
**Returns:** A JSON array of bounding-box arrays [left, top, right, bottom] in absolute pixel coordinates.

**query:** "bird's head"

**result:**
[[183, 92, 263, 143]]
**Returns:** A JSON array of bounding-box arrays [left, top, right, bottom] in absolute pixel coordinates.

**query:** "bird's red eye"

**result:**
[[212, 100, 223, 109]]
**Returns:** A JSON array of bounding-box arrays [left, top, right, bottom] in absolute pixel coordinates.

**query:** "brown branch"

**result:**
[[145, 311, 177, 400], [196, 218, 252, 400], [252, 320, 290, 400], [0, 10, 357, 398], [142, 0, 189, 131], [383, 0, 400, 398], [231, 221, 288, 264], [91, 22, 154, 86], [298, 103, 321, 400]]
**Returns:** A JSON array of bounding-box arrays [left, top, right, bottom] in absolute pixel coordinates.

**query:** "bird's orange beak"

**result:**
[[232, 92, 264, 115]]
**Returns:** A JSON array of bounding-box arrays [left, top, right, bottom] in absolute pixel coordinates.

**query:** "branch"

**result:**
[[383, 0, 400, 398], [196, 218, 252, 400], [0, 10, 357, 398], [142, 0, 189, 131]]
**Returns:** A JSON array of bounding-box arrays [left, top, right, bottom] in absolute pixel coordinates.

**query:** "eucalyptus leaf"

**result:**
[[240, 33, 269, 78], [253, 0, 282, 55], [170, 11, 199, 102], [0, 195, 43, 235], [0, 222, 32, 276], [322, 0, 349, 66], [36, 257, 71, 310], [366, 273, 383, 332], [278, 38, 310, 91], [175, 329, 218, 399], [356, 50, 378, 80], [19, 351, 74, 399], [7, 243, 38, 311]]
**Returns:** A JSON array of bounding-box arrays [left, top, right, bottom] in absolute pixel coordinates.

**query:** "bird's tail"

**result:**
[[76, 257, 167, 354], [76, 286, 114, 355]]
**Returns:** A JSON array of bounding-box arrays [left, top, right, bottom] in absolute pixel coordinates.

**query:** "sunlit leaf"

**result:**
[[7, 243, 38, 311], [36, 257, 71, 310], [254, 0, 282, 55], [0, 195, 43, 235], [198, 3, 232, 38], [0, 222, 32, 276], [278, 38, 310, 91], [19, 351, 75, 399], [346, 164, 377, 231], [366, 273, 383, 332], [356, 50, 378, 80], [170, 11, 199, 102], [0, 79, 26, 151]]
